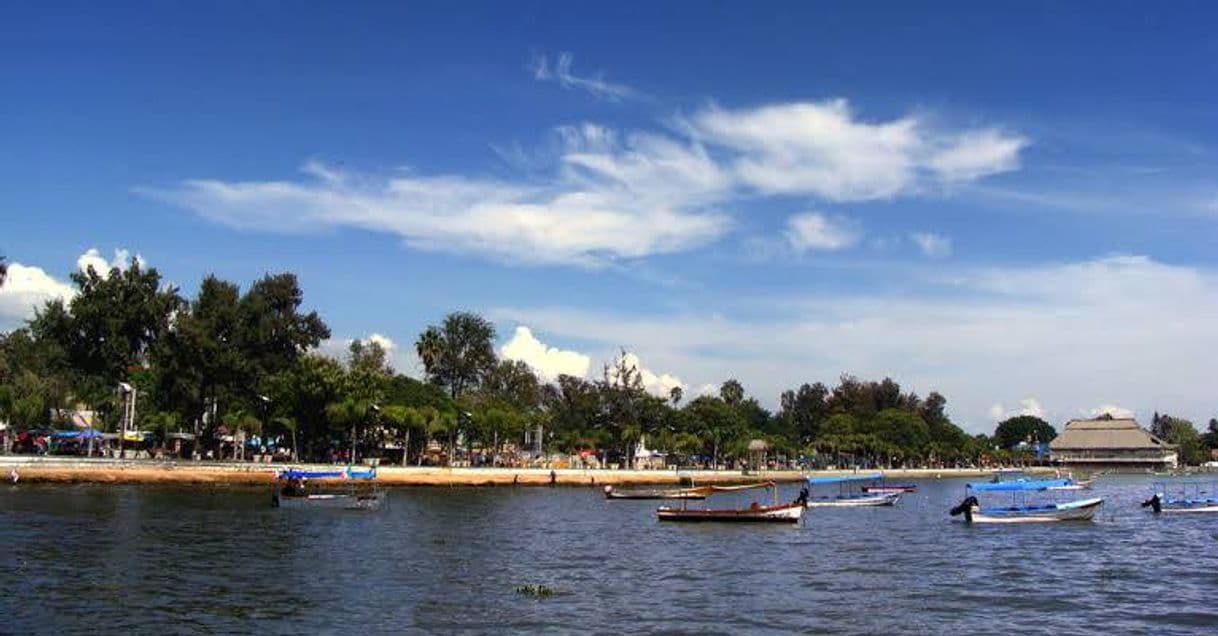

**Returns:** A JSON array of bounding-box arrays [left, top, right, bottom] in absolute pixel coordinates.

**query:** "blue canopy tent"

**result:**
[[51, 429, 105, 440], [806, 473, 883, 485], [966, 479, 1071, 492]]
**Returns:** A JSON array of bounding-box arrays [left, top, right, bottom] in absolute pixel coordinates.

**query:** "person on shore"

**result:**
[[549, 470, 556, 487]]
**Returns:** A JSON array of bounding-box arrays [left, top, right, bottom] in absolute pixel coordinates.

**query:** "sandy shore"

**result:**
[[0, 457, 1047, 486]]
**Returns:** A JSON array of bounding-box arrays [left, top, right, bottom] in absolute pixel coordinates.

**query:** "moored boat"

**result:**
[[1142, 482, 1218, 514], [272, 467, 385, 511], [656, 501, 804, 523], [862, 482, 917, 494], [949, 480, 1103, 524], [605, 485, 711, 500], [804, 474, 900, 507]]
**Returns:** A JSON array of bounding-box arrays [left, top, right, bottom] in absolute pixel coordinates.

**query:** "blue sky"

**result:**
[[3, 1, 1217, 432]]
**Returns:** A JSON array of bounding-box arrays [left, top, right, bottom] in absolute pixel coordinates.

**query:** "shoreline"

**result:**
[[0, 457, 1049, 487]]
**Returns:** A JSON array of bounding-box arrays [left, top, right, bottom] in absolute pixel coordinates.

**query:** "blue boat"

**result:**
[[272, 466, 384, 510], [1141, 482, 1218, 514], [950, 479, 1103, 524], [803, 474, 900, 507]]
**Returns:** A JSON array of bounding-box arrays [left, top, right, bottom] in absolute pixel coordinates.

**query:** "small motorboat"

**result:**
[[949, 480, 1103, 524], [991, 469, 1094, 491], [804, 474, 900, 507], [1142, 482, 1218, 514], [656, 501, 804, 523], [272, 467, 385, 511]]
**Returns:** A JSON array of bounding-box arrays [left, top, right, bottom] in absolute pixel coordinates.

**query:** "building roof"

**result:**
[[1049, 417, 1175, 451]]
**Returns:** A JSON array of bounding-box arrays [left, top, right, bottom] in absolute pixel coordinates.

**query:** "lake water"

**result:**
[[2, 475, 1216, 634]]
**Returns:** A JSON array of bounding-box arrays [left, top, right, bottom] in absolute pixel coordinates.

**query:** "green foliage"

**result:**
[[1152, 413, 1206, 465], [415, 311, 496, 399], [993, 415, 1057, 449]]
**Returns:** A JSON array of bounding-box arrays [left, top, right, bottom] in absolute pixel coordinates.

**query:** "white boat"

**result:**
[[272, 467, 384, 511], [1142, 482, 1218, 514], [803, 474, 900, 507], [950, 480, 1103, 524]]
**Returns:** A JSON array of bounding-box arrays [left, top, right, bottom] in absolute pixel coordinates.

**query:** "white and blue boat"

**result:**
[[990, 468, 1094, 491], [802, 474, 900, 507], [950, 480, 1103, 524], [272, 467, 385, 511], [1142, 482, 1218, 514]]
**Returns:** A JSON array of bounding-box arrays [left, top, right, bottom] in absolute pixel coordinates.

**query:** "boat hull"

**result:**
[[1158, 500, 1218, 514], [862, 484, 917, 493], [966, 497, 1103, 524], [606, 491, 707, 500], [274, 491, 385, 511], [656, 502, 803, 523], [806, 493, 900, 507]]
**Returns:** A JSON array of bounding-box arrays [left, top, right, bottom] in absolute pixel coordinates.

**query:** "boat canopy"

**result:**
[[967, 479, 1071, 492], [277, 467, 377, 480], [807, 473, 883, 485]]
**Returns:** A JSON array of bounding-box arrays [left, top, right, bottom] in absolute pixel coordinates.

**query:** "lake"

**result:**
[[2, 475, 1215, 634]]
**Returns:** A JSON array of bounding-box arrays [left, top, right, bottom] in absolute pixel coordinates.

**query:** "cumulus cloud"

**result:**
[[786, 212, 861, 251], [989, 398, 1047, 421], [911, 232, 952, 257], [315, 332, 407, 371], [609, 351, 685, 397], [500, 326, 591, 381], [0, 262, 76, 330], [497, 255, 1218, 433], [1086, 404, 1135, 419], [687, 98, 1026, 201], [366, 333, 396, 353], [529, 52, 640, 101], [76, 247, 144, 275]]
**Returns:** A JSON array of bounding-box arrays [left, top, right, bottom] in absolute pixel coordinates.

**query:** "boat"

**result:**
[[803, 474, 901, 507], [604, 482, 773, 500], [272, 467, 385, 511], [949, 480, 1104, 524], [656, 501, 805, 523], [862, 481, 917, 494], [1142, 482, 1218, 514], [991, 468, 1094, 491], [656, 481, 803, 523]]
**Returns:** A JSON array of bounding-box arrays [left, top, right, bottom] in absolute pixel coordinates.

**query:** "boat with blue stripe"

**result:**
[[1141, 482, 1218, 514], [802, 473, 900, 507], [949, 479, 1104, 524], [272, 466, 385, 510]]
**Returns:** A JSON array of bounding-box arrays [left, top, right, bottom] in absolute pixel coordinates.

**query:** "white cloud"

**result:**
[[500, 326, 591, 381], [76, 247, 144, 275], [529, 52, 639, 101], [989, 398, 1047, 421], [315, 333, 408, 371], [687, 99, 1026, 201], [367, 333, 396, 353], [1086, 404, 1135, 419], [0, 262, 76, 330], [609, 351, 684, 397], [911, 232, 952, 257], [496, 255, 1218, 433], [786, 212, 861, 251]]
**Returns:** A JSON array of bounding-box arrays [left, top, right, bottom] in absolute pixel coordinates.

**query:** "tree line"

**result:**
[[7, 260, 1209, 466]]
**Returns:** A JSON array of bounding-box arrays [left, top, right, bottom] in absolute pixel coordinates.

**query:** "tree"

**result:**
[[0, 254, 7, 287], [993, 415, 1057, 450], [719, 378, 744, 407], [237, 273, 330, 378], [415, 312, 496, 400], [1153, 414, 1205, 465], [669, 385, 683, 407]]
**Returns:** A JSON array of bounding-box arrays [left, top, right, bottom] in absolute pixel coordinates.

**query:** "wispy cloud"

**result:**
[[786, 212, 861, 252], [910, 232, 952, 258], [529, 52, 640, 102], [142, 99, 1026, 268]]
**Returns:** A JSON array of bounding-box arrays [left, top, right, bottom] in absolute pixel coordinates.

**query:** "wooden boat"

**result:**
[[1142, 483, 1218, 514], [949, 480, 1103, 524], [862, 482, 917, 494], [606, 481, 776, 500], [804, 474, 900, 507], [656, 501, 804, 523], [655, 481, 802, 523], [272, 467, 385, 511]]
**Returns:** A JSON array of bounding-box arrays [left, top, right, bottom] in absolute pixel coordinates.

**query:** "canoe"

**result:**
[[952, 496, 1104, 524], [805, 492, 900, 507], [656, 501, 804, 523]]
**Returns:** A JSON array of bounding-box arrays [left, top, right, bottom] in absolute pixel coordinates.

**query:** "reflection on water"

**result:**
[[2, 476, 1216, 634]]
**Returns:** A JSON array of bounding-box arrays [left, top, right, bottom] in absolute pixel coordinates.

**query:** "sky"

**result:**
[[2, 1, 1217, 433]]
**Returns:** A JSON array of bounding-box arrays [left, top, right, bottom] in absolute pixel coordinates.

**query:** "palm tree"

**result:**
[[669, 385, 683, 407], [0, 255, 8, 288]]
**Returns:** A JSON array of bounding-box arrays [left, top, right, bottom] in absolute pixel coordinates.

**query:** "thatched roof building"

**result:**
[[1049, 417, 1177, 471]]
